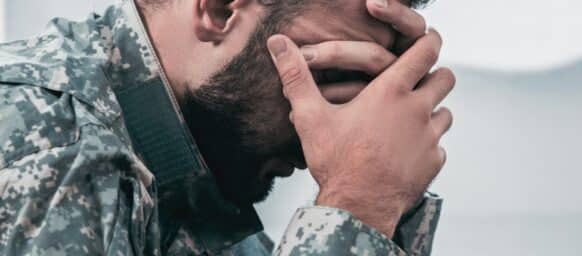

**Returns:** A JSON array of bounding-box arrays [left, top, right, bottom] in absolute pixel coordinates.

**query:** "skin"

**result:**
[[138, 0, 454, 237], [268, 30, 454, 237]]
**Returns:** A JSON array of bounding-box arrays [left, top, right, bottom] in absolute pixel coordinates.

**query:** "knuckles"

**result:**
[[428, 127, 441, 147], [280, 66, 307, 96], [418, 47, 440, 68], [292, 106, 315, 125], [438, 147, 448, 168], [429, 148, 446, 172], [324, 42, 342, 63], [291, 103, 327, 133], [383, 81, 410, 99], [439, 107, 454, 131], [368, 45, 392, 74], [416, 100, 434, 123]]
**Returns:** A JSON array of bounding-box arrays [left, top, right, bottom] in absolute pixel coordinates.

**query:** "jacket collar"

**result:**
[[100, 0, 263, 253]]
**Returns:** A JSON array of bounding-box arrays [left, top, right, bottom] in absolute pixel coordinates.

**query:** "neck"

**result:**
[[136, 0, 267, 96], [136, 0, 225, 96]]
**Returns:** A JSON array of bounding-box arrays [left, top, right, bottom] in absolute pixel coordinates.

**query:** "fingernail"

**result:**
[[268, 37, 287, 59], [301, 47, 316, 62], [373, 0, 388, 8]]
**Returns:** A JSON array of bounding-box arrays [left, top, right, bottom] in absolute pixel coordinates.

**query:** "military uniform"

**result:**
[[0, 0, 442, 255]]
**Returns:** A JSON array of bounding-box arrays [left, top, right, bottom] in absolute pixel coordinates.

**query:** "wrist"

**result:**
[[316, 188, 403, 238]]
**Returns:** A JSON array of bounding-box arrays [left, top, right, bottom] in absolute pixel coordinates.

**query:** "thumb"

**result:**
[[267, 35, 326, 113]]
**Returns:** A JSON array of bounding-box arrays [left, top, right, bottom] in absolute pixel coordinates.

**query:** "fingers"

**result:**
[[392, 36, 417, 56], [301, 41, 397, 76], [430, 107, 452, 174], [431, 107, 453, 136], [366, 0, 427, 40], [319, 81, 367, 104], [416, 67, 456, 107], [267, 35, 327, 112], [371, 28, 442, 92]]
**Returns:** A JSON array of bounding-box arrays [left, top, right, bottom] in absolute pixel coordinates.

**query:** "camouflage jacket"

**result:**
[[0, 0, 443, 255]]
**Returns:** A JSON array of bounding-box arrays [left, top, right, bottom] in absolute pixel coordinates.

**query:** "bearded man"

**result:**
[[0, 0, 455, 255]]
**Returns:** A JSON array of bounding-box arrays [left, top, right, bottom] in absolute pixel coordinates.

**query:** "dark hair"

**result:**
[[258, 0, 435, 9], [137, 0, 316, 22], [409, 0, 434, 9], [139, 0, 432, 16]]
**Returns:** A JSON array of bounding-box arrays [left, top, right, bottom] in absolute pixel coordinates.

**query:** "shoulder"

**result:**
[[0, 83, 81, 168], [0, 86, 157, 254], [0, 82, 131, 170], [0, 80, 154, 188], [0, 23, 123, 129], [0, 115, 157, 255]]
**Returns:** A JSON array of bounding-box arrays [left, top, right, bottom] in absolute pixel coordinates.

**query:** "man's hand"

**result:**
[[303, 40, 397, 104], [267, 29, 454, 238], [312, 0, 429, 104], [367, 0, 429, 54]]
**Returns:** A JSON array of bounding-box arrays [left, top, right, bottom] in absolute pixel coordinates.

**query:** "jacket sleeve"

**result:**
[[275, 193, 442, 256], [0, 127, 161, 256], [0, 85, 160, 255]]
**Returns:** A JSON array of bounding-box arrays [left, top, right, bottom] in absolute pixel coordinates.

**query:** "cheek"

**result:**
[[244, 96, 295, 153], [241, 64, 296, 153], [256, 78, 294, 136], [259, 98, 293, 137]]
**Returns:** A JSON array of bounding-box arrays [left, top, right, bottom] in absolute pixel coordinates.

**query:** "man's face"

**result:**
[[180, 1, 400, 206]]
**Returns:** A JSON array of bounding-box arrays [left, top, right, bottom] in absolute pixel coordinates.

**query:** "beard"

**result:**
[[179, 21, 305, 207]]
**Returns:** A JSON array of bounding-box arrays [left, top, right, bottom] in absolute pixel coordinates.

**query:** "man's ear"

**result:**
[[194, 0, 248, 43]]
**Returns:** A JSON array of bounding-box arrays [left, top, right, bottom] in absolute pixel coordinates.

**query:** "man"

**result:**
[[0, 0, 455, 255]]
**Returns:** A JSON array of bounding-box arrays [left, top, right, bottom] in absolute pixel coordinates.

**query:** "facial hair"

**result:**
[[178, 21, 304, 207]]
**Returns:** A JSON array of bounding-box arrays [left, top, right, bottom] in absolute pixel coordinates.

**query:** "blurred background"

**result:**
[[1, 0, 581, 255]]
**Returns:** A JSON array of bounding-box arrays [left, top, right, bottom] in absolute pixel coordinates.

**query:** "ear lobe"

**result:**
[[194, 0, 247, 43]]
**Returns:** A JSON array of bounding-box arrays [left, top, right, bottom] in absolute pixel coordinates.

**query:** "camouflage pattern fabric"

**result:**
[[0, 0, 443, 255]]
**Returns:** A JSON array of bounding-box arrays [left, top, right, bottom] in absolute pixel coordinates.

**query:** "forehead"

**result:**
[[282, 0, 405, 48]]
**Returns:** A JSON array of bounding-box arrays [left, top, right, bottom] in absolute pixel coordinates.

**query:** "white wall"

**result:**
[[0, 0, 5, 41], [3, 0, 112, 41], [2, 1, 581, 255], [4, 0, 582, 71], [419, 0, 582, 71]]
